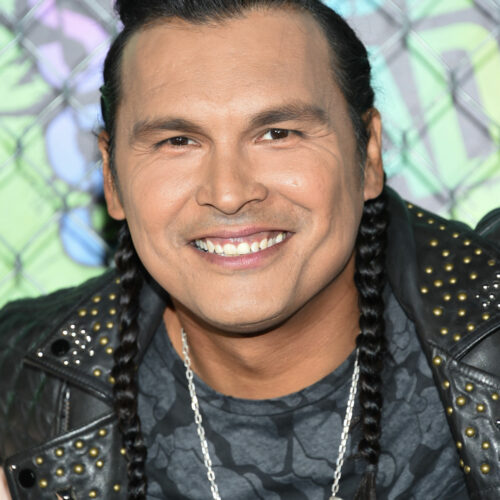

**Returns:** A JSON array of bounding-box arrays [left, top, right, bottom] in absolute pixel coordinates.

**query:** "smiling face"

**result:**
[[101, 8, 383, 333]]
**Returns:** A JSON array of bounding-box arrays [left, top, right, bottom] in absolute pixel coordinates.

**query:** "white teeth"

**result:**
[[237, 242, 251, 255], [223, 243, 237, 256], [195, 232, 287, 256]]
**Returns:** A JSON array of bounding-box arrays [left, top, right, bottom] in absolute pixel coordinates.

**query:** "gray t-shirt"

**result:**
[[138, 290, 469, 499]]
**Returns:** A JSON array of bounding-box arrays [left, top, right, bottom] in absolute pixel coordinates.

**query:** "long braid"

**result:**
[[353, 189, 388, 500], [112, 223, 148, 499]]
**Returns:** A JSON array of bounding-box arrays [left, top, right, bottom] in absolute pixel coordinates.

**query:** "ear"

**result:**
[[99, 131, 126, 220], [362, 108, 384, 201]]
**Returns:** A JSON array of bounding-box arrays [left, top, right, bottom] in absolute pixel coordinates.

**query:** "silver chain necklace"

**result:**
[[181, 328, 359, 500]]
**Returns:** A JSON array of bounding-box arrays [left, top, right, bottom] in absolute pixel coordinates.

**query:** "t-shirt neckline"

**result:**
[[159, 321, 357, 416]]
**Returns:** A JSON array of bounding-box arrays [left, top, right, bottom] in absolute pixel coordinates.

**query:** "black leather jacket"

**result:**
[[1, 188, 499, 499]]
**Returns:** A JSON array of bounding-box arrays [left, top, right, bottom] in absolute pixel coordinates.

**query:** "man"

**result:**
[[0, 1, 499, 499]]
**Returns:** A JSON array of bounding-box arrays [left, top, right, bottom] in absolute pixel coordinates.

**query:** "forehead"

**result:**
[[119, 8, 340, 120]]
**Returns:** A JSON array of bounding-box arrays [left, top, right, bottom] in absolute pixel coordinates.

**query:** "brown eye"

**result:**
[[266, 129, 290, 140], [168, 136, 191, 146]]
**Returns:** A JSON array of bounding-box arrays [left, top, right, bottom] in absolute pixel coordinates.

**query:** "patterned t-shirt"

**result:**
[[137, 289, 469, 499]]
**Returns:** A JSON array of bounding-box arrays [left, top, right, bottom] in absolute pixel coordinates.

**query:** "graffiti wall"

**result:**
[[0, 0, 499, 306]]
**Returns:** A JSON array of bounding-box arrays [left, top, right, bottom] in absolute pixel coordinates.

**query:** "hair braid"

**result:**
[[112, 223, 148, 499], [353, 188, 388, 500]]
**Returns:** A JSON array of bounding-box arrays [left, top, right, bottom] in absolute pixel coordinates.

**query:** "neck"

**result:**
[[164, 254, 359, 399]]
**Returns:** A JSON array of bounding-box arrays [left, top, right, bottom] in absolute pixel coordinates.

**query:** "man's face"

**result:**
[[101, 8, 383, 332]]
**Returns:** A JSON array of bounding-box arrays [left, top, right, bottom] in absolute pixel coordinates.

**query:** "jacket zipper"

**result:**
[[60, 387, 71, 434]]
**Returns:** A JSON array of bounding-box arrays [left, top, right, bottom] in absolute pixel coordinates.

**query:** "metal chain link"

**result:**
[[182, 328, 359, 500], [330, 349, 360, 499], [181, 329, 222, 500]]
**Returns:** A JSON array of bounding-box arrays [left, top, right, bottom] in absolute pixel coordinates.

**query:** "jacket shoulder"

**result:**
[[0, 271, 117, 463], [386, 188, 499, 356]]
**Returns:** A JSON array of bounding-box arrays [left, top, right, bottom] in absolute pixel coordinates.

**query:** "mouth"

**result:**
[[192, 230, 290, 257]]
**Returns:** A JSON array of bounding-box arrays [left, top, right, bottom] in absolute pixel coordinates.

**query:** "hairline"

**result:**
[[115, 4, 345, 129]]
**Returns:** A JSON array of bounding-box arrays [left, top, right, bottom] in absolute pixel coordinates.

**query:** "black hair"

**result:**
[[112, 224, 148, 498], [101, 1, 387, 499], [353, 189, 387, 500]]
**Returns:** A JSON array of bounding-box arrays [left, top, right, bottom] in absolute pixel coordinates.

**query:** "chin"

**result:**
[[195, 300, 292, 335]]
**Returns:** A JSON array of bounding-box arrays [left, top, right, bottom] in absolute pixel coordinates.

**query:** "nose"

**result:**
[[195, 146, 268, 215]]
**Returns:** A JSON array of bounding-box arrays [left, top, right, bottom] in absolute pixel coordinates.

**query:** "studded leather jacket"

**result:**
[[0, 187, 499, 500]]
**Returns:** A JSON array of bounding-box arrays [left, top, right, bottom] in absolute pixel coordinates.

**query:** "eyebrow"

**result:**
[[249, 101, 329, 129], [130, 101, 330, 144]]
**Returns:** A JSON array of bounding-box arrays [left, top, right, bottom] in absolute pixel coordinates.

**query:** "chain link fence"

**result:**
[[0, 0, 499, 307]]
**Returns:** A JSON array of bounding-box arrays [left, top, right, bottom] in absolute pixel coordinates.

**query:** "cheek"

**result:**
[[117, 161, 196, 249], [260, 145, 363, 231], [264, 146, 363, 286]]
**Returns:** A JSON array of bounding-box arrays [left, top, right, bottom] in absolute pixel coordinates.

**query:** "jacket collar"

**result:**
[[25, 271, 166, 402], [384, 187, 500, 370]]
